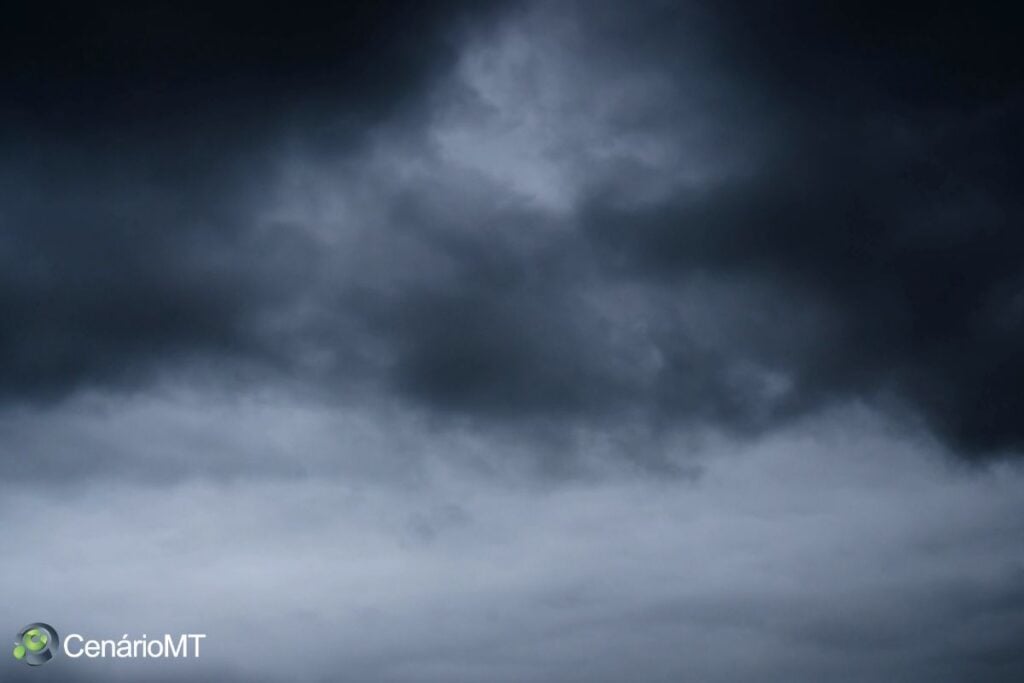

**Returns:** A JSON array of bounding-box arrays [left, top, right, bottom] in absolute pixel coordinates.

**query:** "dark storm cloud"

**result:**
[[331, 1, 1024, 458], [578, 1, 1024, 455], [0, 1, 504, 400], [5, 7, 1024, 683], [0, 3, 500, 134], [2, 0, 1022, 460]]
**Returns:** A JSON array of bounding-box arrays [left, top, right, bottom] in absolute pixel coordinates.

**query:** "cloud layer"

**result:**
[[2, 2, 1022, 458], [2, 2, 1023, 682], [4, 404, 1024, 682]]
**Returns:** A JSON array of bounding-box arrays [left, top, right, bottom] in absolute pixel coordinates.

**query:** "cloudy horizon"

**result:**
[[2, 2, 1023, 681]]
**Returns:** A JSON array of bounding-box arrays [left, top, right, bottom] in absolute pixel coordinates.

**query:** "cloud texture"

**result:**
[[1, 2, 1023, 681]]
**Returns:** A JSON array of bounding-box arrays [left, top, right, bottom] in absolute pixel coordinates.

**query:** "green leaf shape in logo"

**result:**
[[24, 629, 48, 653], [13, 644, 26, 660]]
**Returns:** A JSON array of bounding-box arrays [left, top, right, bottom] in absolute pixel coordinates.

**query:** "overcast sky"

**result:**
[[2, 2, 1023, 682]]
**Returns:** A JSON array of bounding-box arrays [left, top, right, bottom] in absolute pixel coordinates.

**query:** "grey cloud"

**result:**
[[3, 411, 1024, 681], [4, 4, 1024, 682], [574, 2, 1024, 456], [0, 1, 506, 404], [2, 1, 1021, 461]]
